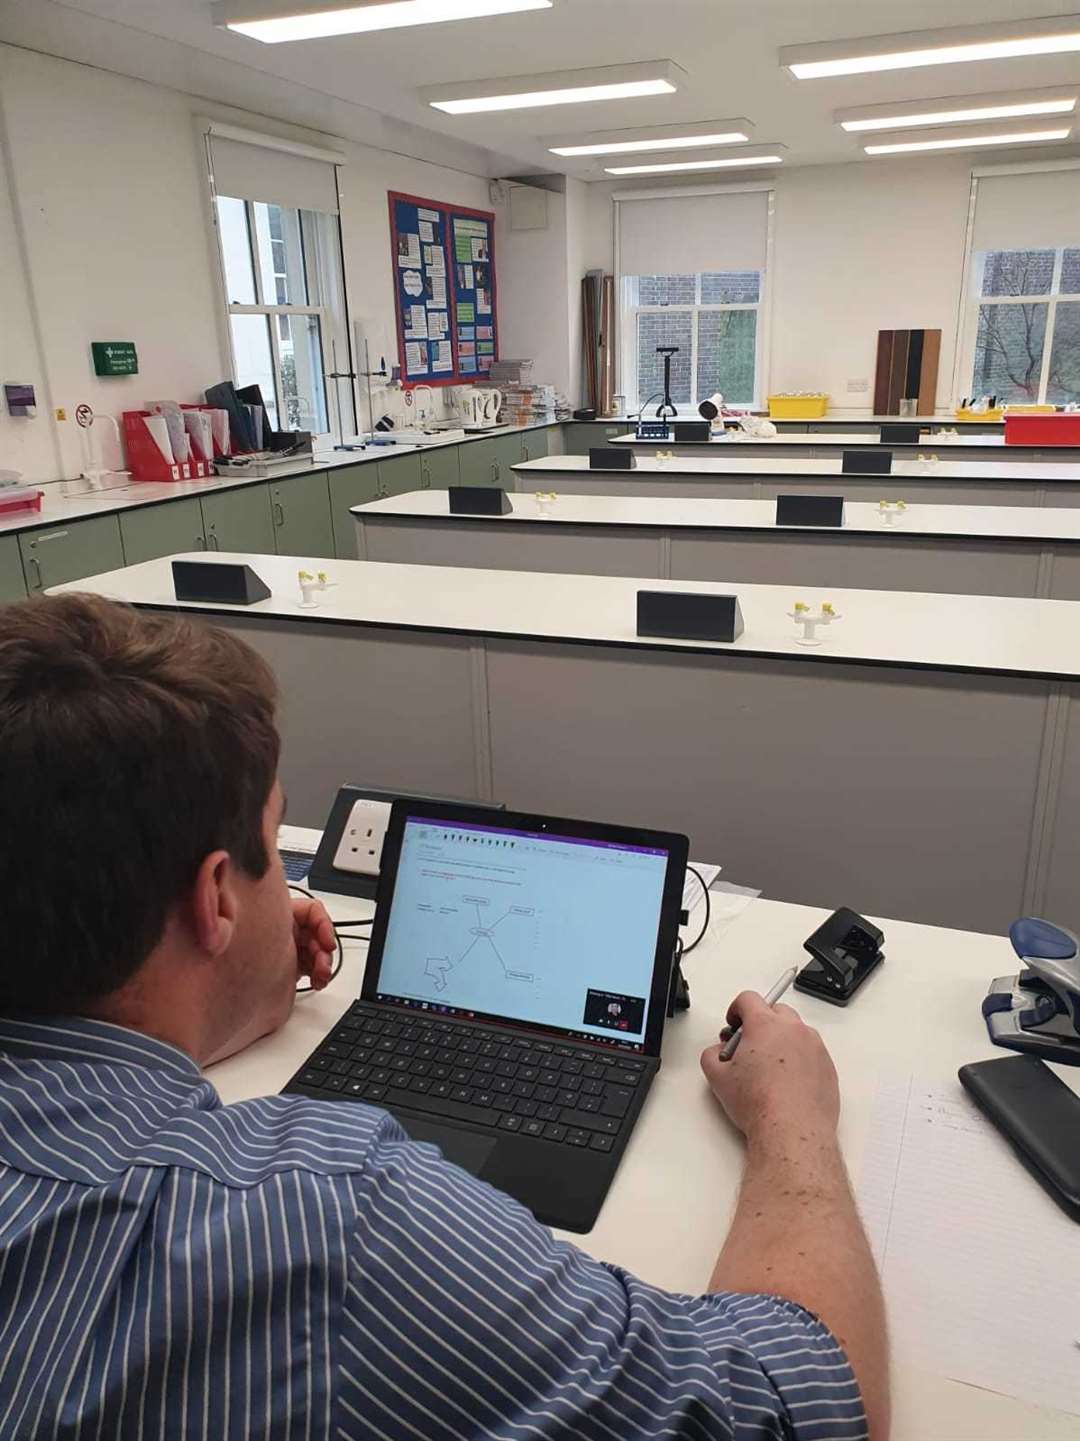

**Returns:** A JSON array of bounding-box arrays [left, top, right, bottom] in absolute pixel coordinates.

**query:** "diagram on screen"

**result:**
[[424, 894, 538, 993]]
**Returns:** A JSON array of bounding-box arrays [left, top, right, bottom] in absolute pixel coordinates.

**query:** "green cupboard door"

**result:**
[[459, 436, 499, 488], [200, 484, 275, 555], [120, 498, 206, 565], [328, 463, 381, 558], [270, 472, 335, 559], [521, 429, 551, 463], [419, 446, 460, 491], [20, 515, 124, 593], [377, 453, 423, 498], [0, 535, 27, 602]]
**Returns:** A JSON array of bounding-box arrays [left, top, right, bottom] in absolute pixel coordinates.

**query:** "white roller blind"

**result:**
[[617, 189, 769, 275], [208, 129, 340, 214], [972, 166, 1080, 252]]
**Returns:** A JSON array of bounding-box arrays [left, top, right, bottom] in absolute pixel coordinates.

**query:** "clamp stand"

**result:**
[[656, 346, 679, 423]]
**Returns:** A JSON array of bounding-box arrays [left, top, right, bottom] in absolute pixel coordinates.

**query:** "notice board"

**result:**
[[388, 191, 498, 386]]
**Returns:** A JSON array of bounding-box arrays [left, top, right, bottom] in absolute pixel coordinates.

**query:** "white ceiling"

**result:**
[[7, 0, 1080, 178]]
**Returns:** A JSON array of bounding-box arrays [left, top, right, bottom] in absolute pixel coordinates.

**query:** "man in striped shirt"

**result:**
[[0, 594, 888, 1440]]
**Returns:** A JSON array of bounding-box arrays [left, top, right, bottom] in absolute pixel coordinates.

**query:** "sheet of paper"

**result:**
[[418, 220, 435, 243], [427, 273, 447, 307], [457, 302, 475, 324], [427, 310, 448, 340], [858, 1074, 1080, 1418], [682, 863, 721, 916], [404, 341, 426, 375], [403, 269, 423, 297], [431, 341, 453, 373], [424, 244, 445, 274], [476, 324, 493, 341], [477, 288, 491, 315], [458, 326, 475, 341], [397, 233, 421, 267], [405, 304, 427, 340], [471, 237, 488, 262], [418, 207, 440, 223]]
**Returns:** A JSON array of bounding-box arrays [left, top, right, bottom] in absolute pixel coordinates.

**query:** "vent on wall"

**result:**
[[509, 185, 549, 230]]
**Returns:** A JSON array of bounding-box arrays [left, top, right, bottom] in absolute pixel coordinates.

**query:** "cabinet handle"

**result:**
[[34, 530, 69, 545], [27, 556, 43, 591], [491, 463, 499, 483], [273, 502, 285, 527], [196, 535, 206, 550], [208, 533, 219, 551]]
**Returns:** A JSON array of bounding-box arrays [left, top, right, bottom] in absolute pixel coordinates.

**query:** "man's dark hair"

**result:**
[[0, 594, 280, 1013]]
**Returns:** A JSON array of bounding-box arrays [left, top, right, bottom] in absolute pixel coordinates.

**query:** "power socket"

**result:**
[[332, 797, 392, 878]]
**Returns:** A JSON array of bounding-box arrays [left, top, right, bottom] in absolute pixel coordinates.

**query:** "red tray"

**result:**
[[1004, 413, 1080, 446], [0, 490, 43, 516]]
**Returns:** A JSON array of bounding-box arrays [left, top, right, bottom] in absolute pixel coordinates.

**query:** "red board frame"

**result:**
[[387, 190, 498, 388]]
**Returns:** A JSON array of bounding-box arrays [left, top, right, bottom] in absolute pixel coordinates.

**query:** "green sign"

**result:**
[[91, 341, 138, 377]]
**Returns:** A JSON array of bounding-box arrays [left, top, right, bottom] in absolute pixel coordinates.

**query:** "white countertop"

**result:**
[[52, 550, 1080, 680], [0, 421, 559, 538], [209, 828, 1079, 1441], [354, 488, 1080, 543], [517, 452, 1080, 483], [615, 430, 1018, 449]]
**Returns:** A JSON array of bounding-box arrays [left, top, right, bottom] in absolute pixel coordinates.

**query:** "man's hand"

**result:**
[[293, 895, 336, 991], [700, 991, 840, 1149]]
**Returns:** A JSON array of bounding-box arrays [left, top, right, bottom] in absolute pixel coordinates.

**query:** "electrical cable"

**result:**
[[681, 864, 712, 957]]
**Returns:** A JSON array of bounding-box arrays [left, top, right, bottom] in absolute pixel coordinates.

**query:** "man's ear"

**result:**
[[189, 850, 238, 958]]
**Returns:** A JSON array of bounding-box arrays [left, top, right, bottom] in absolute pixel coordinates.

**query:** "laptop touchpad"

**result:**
[[398, 1117, 497, 1175]]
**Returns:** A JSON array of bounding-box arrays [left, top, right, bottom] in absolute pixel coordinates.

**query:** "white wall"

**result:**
[[579, 157, 981, 413], [493, 186, 571, 397], [0, 44, 494, 480]]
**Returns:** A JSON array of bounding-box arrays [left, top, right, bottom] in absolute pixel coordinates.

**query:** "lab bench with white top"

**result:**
[[352, 488, 1080, 600], [612, 429, 1079, 462], [53, 552, 1080, 940]]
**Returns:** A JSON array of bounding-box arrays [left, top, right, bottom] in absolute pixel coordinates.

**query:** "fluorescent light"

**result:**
[[216, 0, 552, 43], [552, 130, 750, 156], [422, 60, 683, 115], [605, 153, 784, 175], [842, 98, 1076, 132], [865, 127, 1071, 154], [782, 16, 1080, 79]]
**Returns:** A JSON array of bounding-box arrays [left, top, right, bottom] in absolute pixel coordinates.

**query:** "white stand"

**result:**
[[879, 501, 907, 526], [788, 605, 842, 647], [298, 578, 320, 609], [534, 492, 556, 518]]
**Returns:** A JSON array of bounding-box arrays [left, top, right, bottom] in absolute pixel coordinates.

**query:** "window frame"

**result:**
[[958, 246, 1080, 405], [613, 182, 774, 414], [621, 274, 764, 414]]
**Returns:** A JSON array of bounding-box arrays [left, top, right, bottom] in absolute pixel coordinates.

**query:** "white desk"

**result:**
[[53, 552, 1080, 938], [353, 490, 1080, 601], [612, 431, 1079, 463], [514, 452, 1080, 508], [210, 829, 1080, 1441]]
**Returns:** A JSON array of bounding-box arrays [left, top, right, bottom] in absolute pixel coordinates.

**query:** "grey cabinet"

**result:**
[[328, 464, 380, 558], [120, 498, 206, 565], [521, 428, 551, 463], [19, 514, 124, 593], [562, 422, 626, 454], [377, 453, 423, 498], [460, 434, 523, 488], [270, 472, 335, 559], [419, 446, 460, 491], [0, 535, 26, 602], [200, 484, 275, 555]]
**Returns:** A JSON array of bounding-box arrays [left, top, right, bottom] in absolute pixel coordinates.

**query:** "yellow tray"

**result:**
[[768, 395, 828, 419]]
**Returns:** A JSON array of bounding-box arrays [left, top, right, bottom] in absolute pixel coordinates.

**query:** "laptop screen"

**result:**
[[373, 815, 672, 1051]]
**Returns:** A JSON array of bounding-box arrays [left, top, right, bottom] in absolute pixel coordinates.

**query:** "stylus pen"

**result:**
[[718, 966, 798, 1061]]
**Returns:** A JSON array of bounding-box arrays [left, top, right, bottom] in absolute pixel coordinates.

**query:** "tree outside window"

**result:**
[[969, 248, 1080, 404]]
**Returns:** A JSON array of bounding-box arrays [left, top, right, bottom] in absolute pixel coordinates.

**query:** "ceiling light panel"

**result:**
[[605, 147, 785, 175], [836, 87, 1077, 132], [782, 15, 1080, 79], [545, 118, 754, 157], [215, 0, 553, 43], [422, 60, 684, 114], [863, 123, 1072, 155]]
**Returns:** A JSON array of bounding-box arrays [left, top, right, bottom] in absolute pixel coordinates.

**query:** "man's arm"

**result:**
[[702, 992, 890, 1441]]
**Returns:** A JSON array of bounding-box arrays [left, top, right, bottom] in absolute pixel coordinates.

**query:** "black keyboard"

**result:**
[[291, 1001, 649, 1154], [279, 849, 314, 882]]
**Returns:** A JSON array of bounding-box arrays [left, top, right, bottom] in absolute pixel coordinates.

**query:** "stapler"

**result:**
[[983, 917, 1080, 1066]]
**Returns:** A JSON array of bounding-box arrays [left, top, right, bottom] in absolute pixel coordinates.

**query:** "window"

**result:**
[[967, 248, 1080, 404], [959, 165, 1080, 407], [615, 188, 770, 414], [216, 196, 349, 436], [205, 122, 354, 442], [623, 271, 761, 412]]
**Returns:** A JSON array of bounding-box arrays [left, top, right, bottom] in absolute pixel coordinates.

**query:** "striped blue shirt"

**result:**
[[0, 1016, 866, 1440]]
